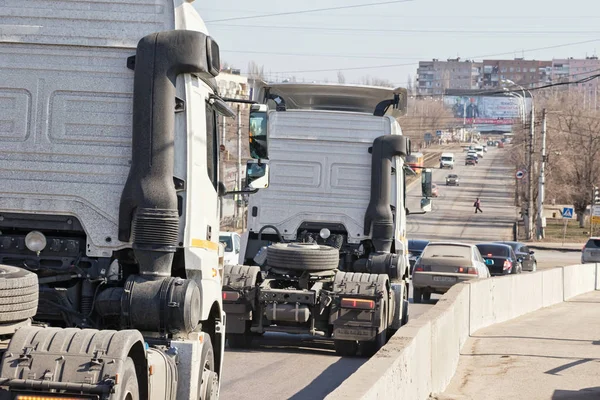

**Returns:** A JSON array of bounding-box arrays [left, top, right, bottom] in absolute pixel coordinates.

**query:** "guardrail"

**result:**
[[325, 263, 599, 400]]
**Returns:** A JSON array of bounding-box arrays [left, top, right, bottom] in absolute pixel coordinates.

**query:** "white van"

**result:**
[[440, 153, 455, 169], [474, 146, 484, 158]]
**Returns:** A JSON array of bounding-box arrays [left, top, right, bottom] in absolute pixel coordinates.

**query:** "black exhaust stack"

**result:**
[[119, 30, 217, 278], [364, 135, 411, 253]]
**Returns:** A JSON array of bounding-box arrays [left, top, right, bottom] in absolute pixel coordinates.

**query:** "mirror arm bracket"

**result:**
[[223, 189, 259, 196]]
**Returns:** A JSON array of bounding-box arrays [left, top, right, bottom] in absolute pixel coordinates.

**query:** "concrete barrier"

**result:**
[[326, 263, 600, 400], [563, 263, 596, 300]]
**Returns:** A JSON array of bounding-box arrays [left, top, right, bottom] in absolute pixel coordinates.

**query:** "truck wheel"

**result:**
[[401, 298, 409, 326], [199, 335, 219, 400], [413, 288, 423, 303], [0, 265, 38, 322], [117, 357, 139, 400], [266, 243, 339, 271], [362, 298, 388, 357], [334, 340, 359, 357]]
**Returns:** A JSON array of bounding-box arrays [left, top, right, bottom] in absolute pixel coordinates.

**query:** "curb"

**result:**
[[528, 244, 581, 253]]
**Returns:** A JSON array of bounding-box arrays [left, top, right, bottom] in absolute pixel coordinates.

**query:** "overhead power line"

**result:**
[[204, 0, 415, 23], [213, 24, 600, 36], [260, 39, 600, 75], [221, 49, 424, 60]]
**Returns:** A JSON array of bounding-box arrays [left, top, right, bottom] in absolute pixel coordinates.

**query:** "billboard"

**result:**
[[444, 94, 532, 132]]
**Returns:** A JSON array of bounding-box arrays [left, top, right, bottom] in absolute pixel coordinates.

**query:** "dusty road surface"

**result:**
[[439, 290, 600, 400]]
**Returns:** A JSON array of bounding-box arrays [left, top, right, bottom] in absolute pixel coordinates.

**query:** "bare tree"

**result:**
[[406, 74, 413, 95], [359, 75, 395, 87], [337, 71, 346, 84], [247, 60, 265, 80], [397, 97, 453, 145]]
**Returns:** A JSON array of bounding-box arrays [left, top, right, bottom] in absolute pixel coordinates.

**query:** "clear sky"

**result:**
[[195, 0, 600, 87]]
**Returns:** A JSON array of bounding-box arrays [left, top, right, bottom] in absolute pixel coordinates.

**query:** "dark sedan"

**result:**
[[475, 243, 523, 276], [494, 241, 537, 272], [408, 239, 430, 274]]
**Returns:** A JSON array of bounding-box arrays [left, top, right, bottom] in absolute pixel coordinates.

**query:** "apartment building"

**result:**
[[551, 57, 600, 102], [417, 58, 482, 96], [481, 59, 551, 89]]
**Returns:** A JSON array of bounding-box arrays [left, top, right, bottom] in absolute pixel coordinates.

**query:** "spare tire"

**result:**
[[0, 265, 38, 322], [266, 243, 339, 271]]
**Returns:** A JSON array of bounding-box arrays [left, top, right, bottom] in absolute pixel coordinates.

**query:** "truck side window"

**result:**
[[205, 102, 219, 189]]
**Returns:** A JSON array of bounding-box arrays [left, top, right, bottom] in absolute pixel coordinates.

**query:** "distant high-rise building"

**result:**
[[416, 58, 482, 96], [481, 59, 551, 89], [551, 57, 600, 104]]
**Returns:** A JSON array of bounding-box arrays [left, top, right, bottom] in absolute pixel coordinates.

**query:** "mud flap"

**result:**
[[330, 271, 389, 341], [222, 265, 260, 334]]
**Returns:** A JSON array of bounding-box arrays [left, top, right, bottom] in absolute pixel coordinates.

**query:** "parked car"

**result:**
[[581, 237, 600, 264], [408, 239, 430, 274], [431, 183, 439, 197], [465, 156, 477, 166], [494, 241, 537, 271], [412, 242, 490, 303], [475, 243, 522, 276], [446, 174, 459, 186], [219, 231, 241, 266]]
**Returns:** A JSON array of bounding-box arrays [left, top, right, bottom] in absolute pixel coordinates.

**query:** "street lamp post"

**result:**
[[502, 79, 535, 240]]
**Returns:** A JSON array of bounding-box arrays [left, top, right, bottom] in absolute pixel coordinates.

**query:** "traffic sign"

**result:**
[[592, 205, 600, 224], [561, 207, 574, 219], [515, 170, 525, 180]]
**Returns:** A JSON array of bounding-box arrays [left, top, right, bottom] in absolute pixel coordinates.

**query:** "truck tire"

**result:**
[[199, 335, 219, 400], [362, 297, 388, 357], [117, 357, 139, 400], [0, 265, 38, 322], [334, 340, 359, 357], [266, 243, 339, 271], [413, 287, 423, 303]]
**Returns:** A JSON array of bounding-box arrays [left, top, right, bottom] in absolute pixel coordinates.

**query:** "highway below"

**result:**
[[406, 145, 517, 318], [221, 145, 522, 400]]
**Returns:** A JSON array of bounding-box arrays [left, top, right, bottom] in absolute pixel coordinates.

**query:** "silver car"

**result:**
[[412, 242, 491, 303], [581, 237, 600, 264]]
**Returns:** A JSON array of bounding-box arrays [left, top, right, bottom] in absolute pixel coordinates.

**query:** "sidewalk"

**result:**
[[438, 290, 600, 400], [526, 242, 583, 252]]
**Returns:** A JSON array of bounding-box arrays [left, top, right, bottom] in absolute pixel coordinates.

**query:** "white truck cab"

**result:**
[[0, 2, 259, 399]]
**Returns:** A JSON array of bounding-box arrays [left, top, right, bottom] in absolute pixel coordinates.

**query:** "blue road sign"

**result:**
[[561, 207, 574, 218]]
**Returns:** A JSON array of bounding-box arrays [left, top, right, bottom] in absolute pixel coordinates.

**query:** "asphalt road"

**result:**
[[406, 146, 517, 318]]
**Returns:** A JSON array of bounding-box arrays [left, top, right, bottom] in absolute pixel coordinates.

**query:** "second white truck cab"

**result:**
[[223, 82, 433, 356]]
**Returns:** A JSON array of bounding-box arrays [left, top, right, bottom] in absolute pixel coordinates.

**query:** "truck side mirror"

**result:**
[[249, 104, 269, 159], [421, 168, 433, 198], [246, 159, 270, 189]]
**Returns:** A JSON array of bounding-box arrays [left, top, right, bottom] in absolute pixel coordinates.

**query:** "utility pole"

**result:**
[[526, 106, 535, 240], [236, 105, 243, 230], [536, 108, 547, 239]]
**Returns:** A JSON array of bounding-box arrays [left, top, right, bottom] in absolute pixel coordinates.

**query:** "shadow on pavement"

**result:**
[[227, 334, 336, 357], [288, 357, 367, 400], [552, 387, 600, 399]]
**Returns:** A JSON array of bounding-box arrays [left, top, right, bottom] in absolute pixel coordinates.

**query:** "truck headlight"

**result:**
[[25, 230, 47, 253]]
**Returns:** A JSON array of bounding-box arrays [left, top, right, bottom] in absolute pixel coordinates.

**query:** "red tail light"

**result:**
[[503, 260, 512, 271], [458, 267, 478, 275], [468, 267, 478, 275], [341, 298, 375, 310], [223, 291, 240, 302]]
